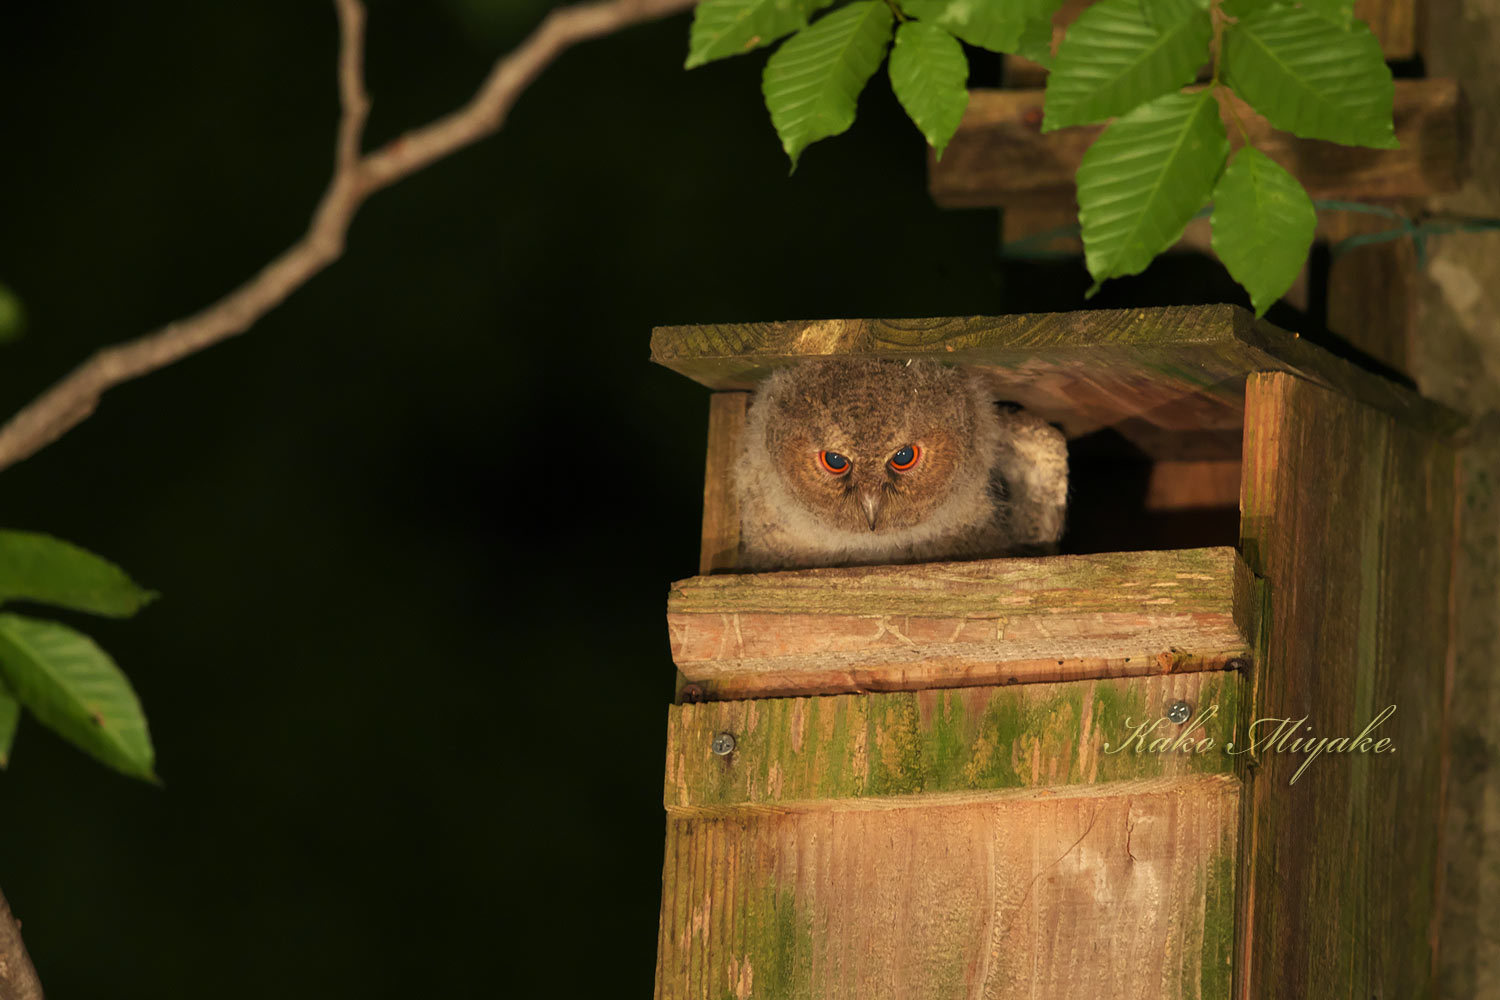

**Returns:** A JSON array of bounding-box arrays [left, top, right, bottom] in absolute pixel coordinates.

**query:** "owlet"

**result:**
[[734, 358, 1067, 571]]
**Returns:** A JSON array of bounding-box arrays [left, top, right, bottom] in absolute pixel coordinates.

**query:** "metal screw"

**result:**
[[1226, 657, 1251, 673], [680, 684, 706, 704], [711, 732, 736, 756], [1167, 700, 1192, 725]]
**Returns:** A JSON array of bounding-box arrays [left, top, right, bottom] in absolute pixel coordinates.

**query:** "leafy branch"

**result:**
[[0, 2, 710, 988], [0, 3, 708, 778], [0, 531, 158, 780], [688, 0, 1400, 315], [0, 3, 700, 779]]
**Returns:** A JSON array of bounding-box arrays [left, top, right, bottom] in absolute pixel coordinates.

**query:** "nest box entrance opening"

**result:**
[[652, 305, 1366, 569]]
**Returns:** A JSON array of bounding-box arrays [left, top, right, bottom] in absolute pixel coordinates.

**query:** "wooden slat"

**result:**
[[699, 392, 747, 574], [1362, 0, 1416, 58], [1145, 459, 1243, 510], [931, 80, 1461, 210], [1324, 207, 1422, 375], [656, 774, 1239, 999], [668, 548, 1251, 699], [665, 671, 1242, 812], [1235, 371, 1457, 999], [1003, 0, 1417, 88], [1355, 0, 1418, 59], [651, 306, 1462, 445]]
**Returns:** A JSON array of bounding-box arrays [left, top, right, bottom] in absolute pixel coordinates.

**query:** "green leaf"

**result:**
[[1300, 0, 1355, 28], [762, 2, 894, 169], [0, 680, 18, 768], [685, 0, 831, 69], [0, 530, 157, 617], [0, 614, 156, 781], [1138, 0, 1207, 26], [901, 0, 1064, 54], [1043, 0, 1212, 131], [0, 284, 23, 343], [1218, 0, 1271, 14], [1221, 7, 1397, 149], [1013, 17, 1055, 67], [1077, 88, 1229, 291], [1211, 147, 1315, 316], [889, 21, 970, 158]]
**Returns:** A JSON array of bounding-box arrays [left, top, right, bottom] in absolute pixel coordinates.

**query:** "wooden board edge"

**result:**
[[699, 391, 746, 574], [664, 769, 1243, 818]]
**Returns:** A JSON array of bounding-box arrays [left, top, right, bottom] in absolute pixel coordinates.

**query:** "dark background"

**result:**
[[0, 2, 1275, 995]]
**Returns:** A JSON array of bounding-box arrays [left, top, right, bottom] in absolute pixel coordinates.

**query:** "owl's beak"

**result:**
[[859, 490, 882, 531]]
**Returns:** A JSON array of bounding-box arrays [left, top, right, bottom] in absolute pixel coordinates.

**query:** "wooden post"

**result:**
[[1235, 371, 1457, 997], [699, 392, 747, 575]]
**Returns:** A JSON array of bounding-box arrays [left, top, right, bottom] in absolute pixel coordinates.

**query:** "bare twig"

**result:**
[[0, 887, 43, 1000], [0, 0, 697, 473], [333, 0, 370, 175]]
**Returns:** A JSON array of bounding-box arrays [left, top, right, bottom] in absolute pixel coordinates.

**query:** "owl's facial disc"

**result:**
[[771, 428, 969, 534], [762, 359, 981, 536]]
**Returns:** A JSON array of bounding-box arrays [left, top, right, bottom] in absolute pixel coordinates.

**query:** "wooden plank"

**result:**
[[1235, 372, 1457, 999], [651, 306, 1462, 443], [931, 80, 1461, 210], [1003, 0, 1416, 87], [700, 392, 747, 574], [668, 548, 1251, 699], [1145, 459, 1243, 510], [1356, 0, 1418, 59], [1324, 207, 1422, 375], [665, 671, 1242, 812], [655, 774, 1239, 999]]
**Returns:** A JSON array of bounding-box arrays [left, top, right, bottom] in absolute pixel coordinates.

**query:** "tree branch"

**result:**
[[0, 0, 697, 474], [0, 886, 43, 1000]]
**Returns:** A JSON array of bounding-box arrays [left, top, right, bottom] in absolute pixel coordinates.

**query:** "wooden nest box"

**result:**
[[649, 304, 1460, 999]]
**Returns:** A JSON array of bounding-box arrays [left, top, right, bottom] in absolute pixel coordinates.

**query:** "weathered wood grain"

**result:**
[[665, 671, 1242, 812], [1235, 372, 1458, 999], [931, 80, 1461, 211], [668, 548, 1252, 698], [651, 306, 1461, 444], [700, 392, 747, 575], [655, 773, 1239, 999]]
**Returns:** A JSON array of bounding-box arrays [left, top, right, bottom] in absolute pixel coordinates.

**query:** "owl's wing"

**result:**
[[991, 407, 1069, 552]]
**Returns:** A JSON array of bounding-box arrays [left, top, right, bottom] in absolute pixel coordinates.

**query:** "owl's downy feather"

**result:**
[[734, 359, 1067, 570]]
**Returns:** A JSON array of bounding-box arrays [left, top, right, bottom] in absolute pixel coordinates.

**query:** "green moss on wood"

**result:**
[[666, 673, 1242, 810], [1200, 850, 1237, 999]]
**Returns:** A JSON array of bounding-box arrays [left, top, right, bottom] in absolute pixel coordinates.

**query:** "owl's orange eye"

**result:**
[[889, 444, 920, 473], [818, 451, 851, 475]]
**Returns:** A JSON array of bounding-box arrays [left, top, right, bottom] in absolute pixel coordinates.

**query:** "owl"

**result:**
[[734, 358, 1067, 571]]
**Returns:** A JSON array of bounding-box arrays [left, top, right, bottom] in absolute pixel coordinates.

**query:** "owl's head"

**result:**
[[751, 358, 988, 534]]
